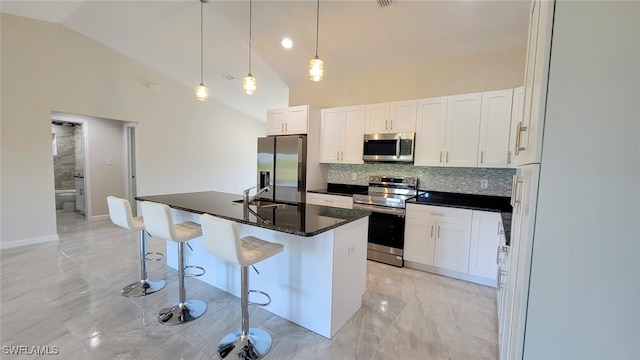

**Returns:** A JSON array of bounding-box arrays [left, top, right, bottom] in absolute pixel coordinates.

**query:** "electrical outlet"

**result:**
[[480, 179, 488, 189], [352, 173, 358, 181]]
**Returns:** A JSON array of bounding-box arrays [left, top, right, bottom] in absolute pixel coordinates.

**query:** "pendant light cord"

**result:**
[[200, 0, 204, 83], [315, 0, 320, 57], [248, 0, 252, 73]]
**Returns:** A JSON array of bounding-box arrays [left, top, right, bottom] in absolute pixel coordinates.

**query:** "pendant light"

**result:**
[[195, 0, 209, 101], [309, 0, 324, 81], [243, 0, 256, 95]]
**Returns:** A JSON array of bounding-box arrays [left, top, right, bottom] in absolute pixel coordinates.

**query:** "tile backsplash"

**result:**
[[327, 163, 516, 197]]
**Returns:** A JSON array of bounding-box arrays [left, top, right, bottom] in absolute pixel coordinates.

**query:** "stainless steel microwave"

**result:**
[[363, 133, 415, 163]]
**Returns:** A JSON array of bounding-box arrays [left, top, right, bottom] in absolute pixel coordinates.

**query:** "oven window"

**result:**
[[368, 212, 405, 250]]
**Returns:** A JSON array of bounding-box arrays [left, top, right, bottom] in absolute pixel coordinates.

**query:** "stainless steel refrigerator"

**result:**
[[257, 135, 307, 203]]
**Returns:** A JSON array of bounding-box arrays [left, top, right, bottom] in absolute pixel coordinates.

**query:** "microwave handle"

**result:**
[[396, 137, 400, 158]]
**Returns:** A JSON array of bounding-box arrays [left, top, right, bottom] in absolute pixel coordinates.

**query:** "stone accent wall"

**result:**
[[52, 124, 76, 190], [327, 163, 515, 197]]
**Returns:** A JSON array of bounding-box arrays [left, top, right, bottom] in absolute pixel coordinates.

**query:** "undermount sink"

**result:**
[[232, 199, 287, 209]]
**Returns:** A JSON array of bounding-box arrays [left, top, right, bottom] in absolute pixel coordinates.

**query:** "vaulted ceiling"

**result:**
[[1, 0, 530, 121]]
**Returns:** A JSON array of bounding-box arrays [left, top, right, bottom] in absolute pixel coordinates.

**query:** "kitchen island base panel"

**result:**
[[166, 209, 368, 339]]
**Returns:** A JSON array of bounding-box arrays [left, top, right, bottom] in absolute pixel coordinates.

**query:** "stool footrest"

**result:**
[[184, 265, 206, 277], [248, 290, 271, 307], [144, 252, 164, 262]]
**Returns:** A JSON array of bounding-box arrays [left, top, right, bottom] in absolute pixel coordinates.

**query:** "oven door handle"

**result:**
[[353, 203, 406, 217]]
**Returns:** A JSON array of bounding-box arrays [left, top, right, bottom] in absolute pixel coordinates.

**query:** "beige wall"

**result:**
[[289, 47, 526, 108], [1, 14, 266, 248]]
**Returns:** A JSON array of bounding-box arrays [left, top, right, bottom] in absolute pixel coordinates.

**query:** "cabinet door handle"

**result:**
[[431, 225, 434, 237], [445, 151, 449, 163], [439, 151, 443, 164], [390, 119, 393, 129], [513, 180, 523, 206], [337, 151, 340, 160], [515, 121, 528, 155], [285, 122, 288, 133], [437, 225, 440, 238], [385, 120, 388, 130], [496, 246, 502, 265], [281, 123, 284, 133], [507, 151, 512, 164], [510, 175, 518, 206], [480, 151, 484, 164], [497, 221, 502, 236], [341, 151, 344, 160]]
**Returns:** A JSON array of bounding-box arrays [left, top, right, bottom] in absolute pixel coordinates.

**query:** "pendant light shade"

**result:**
[[309, 0, 324, 81], [195, 0, 208, 101], [309, 56, 324, 82], [243, 74, 256, 95], [243, 0, 256, 95], [196, 82, 208, 101]]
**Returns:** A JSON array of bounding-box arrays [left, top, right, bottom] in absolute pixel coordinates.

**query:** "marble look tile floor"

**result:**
[[0, 212, 498, 360]]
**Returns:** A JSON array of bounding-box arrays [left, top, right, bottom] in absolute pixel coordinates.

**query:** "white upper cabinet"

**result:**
[[319, 108, 342, 163], [415, 97, 448, 166], [365, 100, 416, 134], [319, 105, 365, 164], [508, 86, 525, 168], [478, 89, 514, 168], [445, 92, 482, 167], [266, 105, 310, 135], [513, 0, 554, 166]]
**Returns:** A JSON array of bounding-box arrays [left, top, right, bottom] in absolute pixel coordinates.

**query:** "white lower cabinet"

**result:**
[[405, 204, 503, 286], [75, 177, 85, 213], [469, 210, 502, 279], [405, 204, 472, 273], [404, 216, 436, 265]]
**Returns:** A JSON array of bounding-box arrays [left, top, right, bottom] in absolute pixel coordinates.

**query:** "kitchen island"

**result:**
[[136, 191, 369, 339]]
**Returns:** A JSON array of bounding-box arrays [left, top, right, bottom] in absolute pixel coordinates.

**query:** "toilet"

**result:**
[[55, 189, 76, 212]]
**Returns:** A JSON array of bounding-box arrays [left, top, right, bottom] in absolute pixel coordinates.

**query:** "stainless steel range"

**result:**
[[353, 176, 418, 267]]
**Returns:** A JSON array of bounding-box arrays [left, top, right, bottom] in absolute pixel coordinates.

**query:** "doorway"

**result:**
[[51, 119, 87, 221]]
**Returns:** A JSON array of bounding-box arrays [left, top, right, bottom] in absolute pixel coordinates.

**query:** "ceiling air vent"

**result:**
[[377, 0, 394, 8]]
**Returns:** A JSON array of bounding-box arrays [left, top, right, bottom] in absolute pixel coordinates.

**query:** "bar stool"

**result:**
[[200, 213, 283, 360], [106, 196, 166, 297], [140, 201, 207, 325]]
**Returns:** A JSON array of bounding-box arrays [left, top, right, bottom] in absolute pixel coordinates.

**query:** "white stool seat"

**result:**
[[140, 201, 207, 325], [239, 236, 284, 265], [106, 196, 166, 297], [201, 213, 283, 360], [107, 196, 145, 232]]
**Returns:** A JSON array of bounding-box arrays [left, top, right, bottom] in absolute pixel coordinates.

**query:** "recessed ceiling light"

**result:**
[[281, 38, 293, 49]]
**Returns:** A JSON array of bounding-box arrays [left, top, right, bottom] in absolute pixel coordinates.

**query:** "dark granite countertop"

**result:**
[[136, 191, 369, 237], [307, 183, 369, 196], [408, 190, 512, 245]]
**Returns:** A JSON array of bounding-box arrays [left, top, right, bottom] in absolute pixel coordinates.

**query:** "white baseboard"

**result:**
[[404, 260, 497, 288], [0, 234, 59, 250], [90, 214, 110, 221]]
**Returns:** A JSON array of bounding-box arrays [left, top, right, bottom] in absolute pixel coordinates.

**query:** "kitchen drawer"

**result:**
[[406, 203, 472, 225], [306, 192, 353, 209]]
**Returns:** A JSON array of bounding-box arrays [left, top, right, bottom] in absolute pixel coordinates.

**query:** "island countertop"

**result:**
[[136, 191, 369, 237]]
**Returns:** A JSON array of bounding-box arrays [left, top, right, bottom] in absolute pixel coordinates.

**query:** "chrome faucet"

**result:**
[[242, 186, 271, 224], [242, 185, 271, 206]]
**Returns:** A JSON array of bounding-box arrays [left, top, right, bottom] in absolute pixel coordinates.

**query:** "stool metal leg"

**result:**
[[218, 266, 272, 360], [157, 242, 207, 325], [121, 230, 166, 297]]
